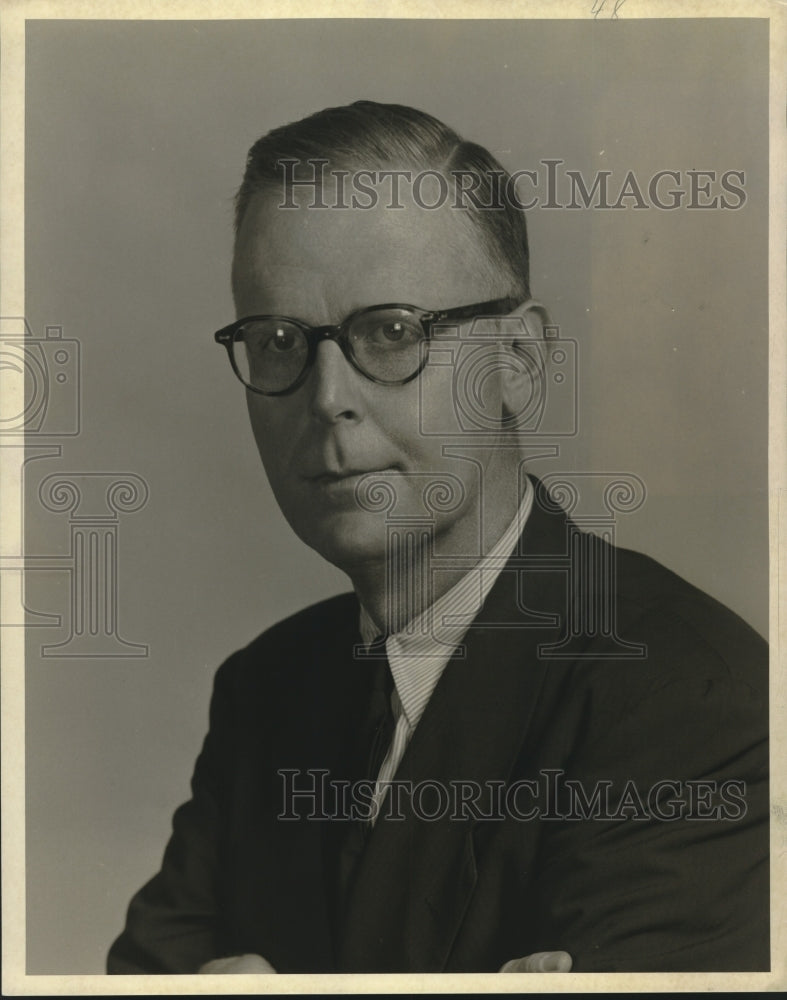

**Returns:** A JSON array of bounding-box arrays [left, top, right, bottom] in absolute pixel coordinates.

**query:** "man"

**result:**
[[107, 101, 768, 974]]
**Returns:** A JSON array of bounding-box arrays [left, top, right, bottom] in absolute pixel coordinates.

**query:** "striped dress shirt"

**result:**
[[358, 474, 535, 822]]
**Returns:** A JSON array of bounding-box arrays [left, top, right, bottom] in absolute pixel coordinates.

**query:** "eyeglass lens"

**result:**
[[231, 308, 427, 393]]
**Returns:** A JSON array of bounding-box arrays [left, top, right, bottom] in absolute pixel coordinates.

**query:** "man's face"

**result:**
[[232, 186, 524, 575]]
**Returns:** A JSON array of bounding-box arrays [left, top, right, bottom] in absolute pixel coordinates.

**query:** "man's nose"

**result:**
[[307, 339, 365, 424]]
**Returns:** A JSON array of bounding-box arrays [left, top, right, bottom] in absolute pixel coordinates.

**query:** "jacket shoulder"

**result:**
[[214, 591, 359, 690], [611, 542, 767, 666], [555, 540, 770, 739], [247, 591, 359, 651]]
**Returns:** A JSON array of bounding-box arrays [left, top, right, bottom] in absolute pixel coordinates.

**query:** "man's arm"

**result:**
[[107, 658, 236, 974], [526, 625, 769, 972]]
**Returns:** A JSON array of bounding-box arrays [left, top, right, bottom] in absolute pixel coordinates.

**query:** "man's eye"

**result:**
[[381, 323, 406, 342], [269, 327, 298, 352], [244, 325, 304, 361], [368, 321, 420, 346]]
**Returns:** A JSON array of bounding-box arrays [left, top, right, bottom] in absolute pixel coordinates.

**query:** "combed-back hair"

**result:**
[[234, 100, 531, 300]]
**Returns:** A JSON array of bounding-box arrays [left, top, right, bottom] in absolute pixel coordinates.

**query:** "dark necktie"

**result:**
[[328, 636, 396, 929], [363, 636, 396, 790]]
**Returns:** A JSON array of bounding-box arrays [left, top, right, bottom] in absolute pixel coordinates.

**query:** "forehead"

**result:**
[[232, 187, 501, 320]]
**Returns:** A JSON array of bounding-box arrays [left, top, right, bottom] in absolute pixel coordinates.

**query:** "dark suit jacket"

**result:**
[[107, 486, 769, 974]]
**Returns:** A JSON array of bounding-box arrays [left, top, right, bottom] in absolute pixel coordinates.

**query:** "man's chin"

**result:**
[[295, 515, 390, 575]]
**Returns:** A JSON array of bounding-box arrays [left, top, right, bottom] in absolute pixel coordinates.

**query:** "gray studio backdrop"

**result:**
[[22, 19, 768, 973]]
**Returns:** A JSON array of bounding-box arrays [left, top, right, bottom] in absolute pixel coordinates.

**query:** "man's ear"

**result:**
[[499, 299, 552, 421]]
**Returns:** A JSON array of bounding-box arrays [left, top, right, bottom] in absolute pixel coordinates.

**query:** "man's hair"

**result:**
[[234, 100, 530, 300]]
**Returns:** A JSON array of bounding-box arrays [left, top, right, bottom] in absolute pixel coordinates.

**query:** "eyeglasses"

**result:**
[[214, 296, 521, 396]]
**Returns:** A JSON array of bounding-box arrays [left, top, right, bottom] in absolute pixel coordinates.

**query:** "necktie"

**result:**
[[363, 637, 396, 795], [327, 637, 395, 928]]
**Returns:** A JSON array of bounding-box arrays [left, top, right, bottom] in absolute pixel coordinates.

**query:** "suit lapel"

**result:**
[[338, 485, 573, 971]]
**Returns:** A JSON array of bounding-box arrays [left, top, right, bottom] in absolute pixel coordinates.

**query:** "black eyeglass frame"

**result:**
[[214, 295, 522, 396]]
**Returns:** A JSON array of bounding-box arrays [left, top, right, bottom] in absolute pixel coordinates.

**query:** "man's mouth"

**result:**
[[308, 466, 400, 484]]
